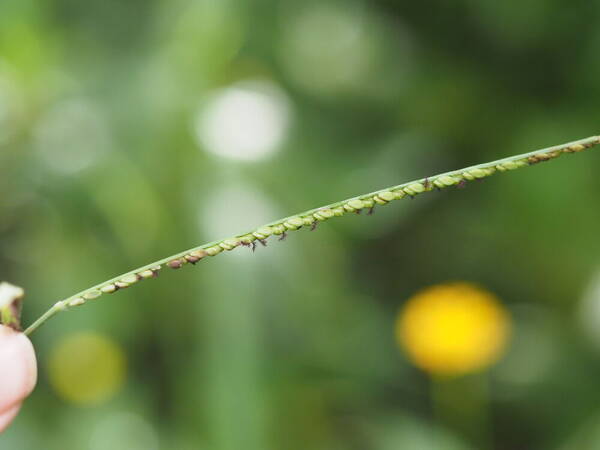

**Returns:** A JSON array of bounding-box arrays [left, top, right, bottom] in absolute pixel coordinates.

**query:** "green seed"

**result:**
[[139, 266, 161, 278], [121, 274, 140, 284], [408, 183, 425, 193], [393, 190, 405, 200], [83, 290, 102, 300], [240, 235, 256, 244], [101, 284, 118, 294], [189, 250, 208, 259], [361, 198, 374, 208], [69, 297, 86, 306], [347, 199, 365, 210], [206, 246, 223, 256], [302, 216, 315, 226], [220, 238, 241, 250], [332, 206, 345, 216], [290, 217, 304, 227], [254, 226, 273, 238], [468, 168, 487, 178], [378, 191, 395, 202], [501, 161, 519, 170], [226, 238, 241, 247], [284, 217, 304, 230], [319, 208, 335, 219], [272, 224, 286, 235], [438, 175, 458, 186]]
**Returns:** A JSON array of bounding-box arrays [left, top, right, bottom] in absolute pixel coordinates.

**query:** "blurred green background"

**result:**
[[2, 0, 600, 449]]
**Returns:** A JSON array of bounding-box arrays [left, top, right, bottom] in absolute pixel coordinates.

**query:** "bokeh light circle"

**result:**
[[34, 98, 110, 174], [47, 332, 126, 406], [279, 3, 374, 96], [194, 80, 291, 161], [397, 282, 511, 376]]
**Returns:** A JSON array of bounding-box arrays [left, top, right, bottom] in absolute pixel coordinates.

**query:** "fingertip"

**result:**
[[0, 326, 38, 412], [0, 403, 21, 434]]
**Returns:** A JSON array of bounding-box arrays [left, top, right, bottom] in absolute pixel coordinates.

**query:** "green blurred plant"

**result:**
[[9, 135, 598, 336]]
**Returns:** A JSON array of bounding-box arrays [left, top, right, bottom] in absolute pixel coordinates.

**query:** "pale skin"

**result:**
[[0, 325, 37, 433]]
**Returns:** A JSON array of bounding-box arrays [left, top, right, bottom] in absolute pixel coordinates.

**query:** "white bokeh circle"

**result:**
[[194, 80, 291, 161]]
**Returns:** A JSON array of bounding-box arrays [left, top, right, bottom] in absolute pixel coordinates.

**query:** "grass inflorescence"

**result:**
[[22, 135, 600, 336]]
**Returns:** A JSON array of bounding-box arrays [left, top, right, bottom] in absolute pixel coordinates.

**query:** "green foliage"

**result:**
[[3, 0, 600, 449]]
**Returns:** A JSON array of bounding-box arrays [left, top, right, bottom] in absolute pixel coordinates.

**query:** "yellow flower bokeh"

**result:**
[[47, 332, 127, 406], [396, 282, 510, 376]]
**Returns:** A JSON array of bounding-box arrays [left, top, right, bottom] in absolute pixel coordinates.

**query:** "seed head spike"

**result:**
[[21, 135, 600, 337]]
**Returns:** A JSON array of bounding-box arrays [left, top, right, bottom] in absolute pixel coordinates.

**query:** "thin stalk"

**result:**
[[24, 135, 600, 336], [431, 374, 491, 448]]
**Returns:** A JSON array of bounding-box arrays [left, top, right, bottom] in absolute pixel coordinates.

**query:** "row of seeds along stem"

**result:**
[[66, 141, 591, 308]]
